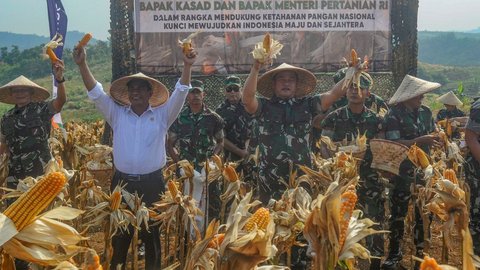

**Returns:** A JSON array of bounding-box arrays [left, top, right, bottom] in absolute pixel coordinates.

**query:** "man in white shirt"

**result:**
[[73, 45, 196, 270]]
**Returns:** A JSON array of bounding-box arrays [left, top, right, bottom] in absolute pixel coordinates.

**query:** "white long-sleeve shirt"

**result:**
[[88, 80, 189, 174]]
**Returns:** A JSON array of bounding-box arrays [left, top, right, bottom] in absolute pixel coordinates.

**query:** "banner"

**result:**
[[47, 0, 67, 129], [134, 0, 392, 74]]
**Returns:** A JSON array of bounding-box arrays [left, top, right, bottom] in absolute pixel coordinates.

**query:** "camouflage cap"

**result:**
[[190, 79, 204, 92], [225, 76, 241, 89], [333, 67, 373, 89]]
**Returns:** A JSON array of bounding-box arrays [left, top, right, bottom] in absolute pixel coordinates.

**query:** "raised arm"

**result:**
[[166, 49, 197, 127], [319, 79, 347, 113], [73, 46, 97, 91], [51, 60, 67, 112], [242, 61, 263, 114]]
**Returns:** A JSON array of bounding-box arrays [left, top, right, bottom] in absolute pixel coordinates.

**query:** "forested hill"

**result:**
[[418, 31, 480, 66], [0, 31, 101, 51]]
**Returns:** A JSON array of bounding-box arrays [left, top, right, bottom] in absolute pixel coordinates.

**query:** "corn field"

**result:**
[[0, 119, 478, 270]]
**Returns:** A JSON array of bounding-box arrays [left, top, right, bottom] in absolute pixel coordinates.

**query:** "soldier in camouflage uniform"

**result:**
[[168, 79, 224, 222], [321, 72, 385, 270], [435, 91, 466, 122], [242, 62, 346, 205], [242, 60, 346, 269], [215, 76, 256, 184], [312, 67, 388, 154], [465, 97, 480, 253], [0, 61, 66, 270], [382, 75, 442, 270]]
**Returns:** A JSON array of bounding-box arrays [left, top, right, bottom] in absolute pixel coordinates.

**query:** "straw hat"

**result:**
[[437, 91, 463, 106], [109, 73, 169, 107], [370, 139, 409, 176], [257, 63, 317, 98], [388, 75, 441, 105], [0, 76, 50, 104]]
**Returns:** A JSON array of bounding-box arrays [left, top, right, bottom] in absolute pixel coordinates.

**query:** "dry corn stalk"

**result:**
[[251, 33, 284, 64]]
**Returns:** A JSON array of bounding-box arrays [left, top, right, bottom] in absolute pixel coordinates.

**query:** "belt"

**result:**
[[115, 168, 163, 182]]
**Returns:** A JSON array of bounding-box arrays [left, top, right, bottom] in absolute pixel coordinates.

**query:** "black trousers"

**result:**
[[109, 168, 165, 270]]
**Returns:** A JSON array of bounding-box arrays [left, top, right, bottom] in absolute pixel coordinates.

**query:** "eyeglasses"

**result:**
[[226, 87, 240, 93]]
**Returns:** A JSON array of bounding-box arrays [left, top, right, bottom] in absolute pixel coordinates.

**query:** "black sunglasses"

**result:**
[[226, 87, 240, 93]]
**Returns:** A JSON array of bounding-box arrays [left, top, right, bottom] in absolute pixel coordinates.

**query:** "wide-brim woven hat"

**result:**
[[0, 75, 50, 104], [110, 72, 169, 107], [388, 75, 441, 105], [437, 91, 463, 106], [257, 63, 317, 99], [370, 139, 409, 175]]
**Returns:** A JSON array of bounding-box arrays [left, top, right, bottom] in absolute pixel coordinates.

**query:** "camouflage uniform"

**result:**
[[312, 91, 388, 153], [321, 105, 385, 257], [169, 105, 224, 219], [464, 99, 480, 253], [0, 102, 56, 186], [254, 95, 322, 204], [215, 100, 252, 161], [383, 104, 435, 266], [436, 107, 466, 121], [216, 100, 257, 185], [169, 105, 224, 170]]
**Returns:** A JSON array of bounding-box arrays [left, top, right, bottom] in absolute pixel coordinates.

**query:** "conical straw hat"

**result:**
[[110, 73, 169, 107], [0, 76, 50, 104], [370, 139, 409, 176], [436, 91, 463, 106], [257, 63, 317, 99], [388, 75, 441, 105]]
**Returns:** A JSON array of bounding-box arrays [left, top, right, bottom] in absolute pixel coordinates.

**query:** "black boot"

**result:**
[[382, 239, 402, 270], [369, 258, 381, 270]]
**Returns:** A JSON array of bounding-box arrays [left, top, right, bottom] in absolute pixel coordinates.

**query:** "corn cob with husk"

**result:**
[[178, 31, 200, 56], [244, 207, 270, 232], [43, 33, 63, 63], [407, 144, 431, 169], [251, 33, 284, 64], [443, 168, 458, 184], [341, 49, 372, 97], [3, 171, 66, 231], [339, 185, 357, 248]]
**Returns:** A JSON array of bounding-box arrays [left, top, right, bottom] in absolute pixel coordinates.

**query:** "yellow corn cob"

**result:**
[[416, 146, 430, 169], [443, 169, 458, 184], [446, 120, 452, 137], [207, 233, 225, 249], [212, 154, 223, 170], [243, 207, 270, 232], [263, 33, 271, 54], [223, 165, 239, 182], [351, 49, 358, 66], [419, 256, 441, 270], [3, 172, 66, 231], [167, 179, 179, 198], [336, 152, 349, 168], [437, 119, 447, 128], [339, 185, 357, 247], [109, 190, 122, 210], [408, 144, 430, 169]]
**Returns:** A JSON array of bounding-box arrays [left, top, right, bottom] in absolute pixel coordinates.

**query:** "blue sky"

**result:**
[[0, 0, 478, 41]]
